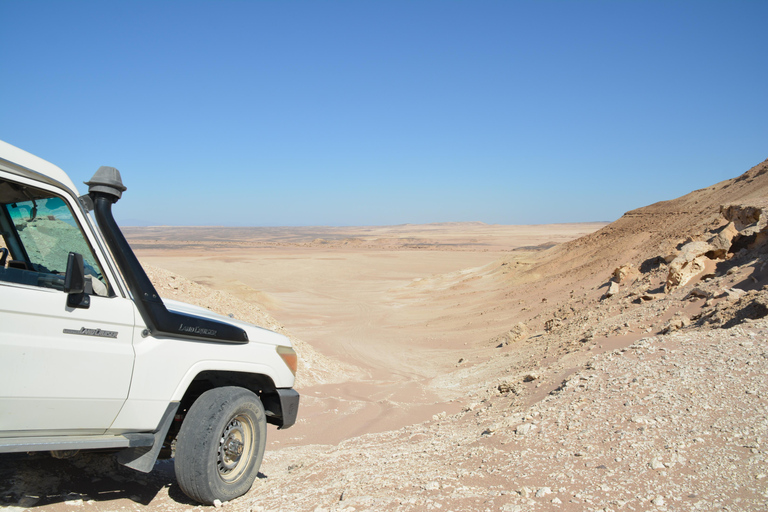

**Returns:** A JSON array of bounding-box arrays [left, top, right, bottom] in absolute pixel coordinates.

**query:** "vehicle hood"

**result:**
[[162, 298, 291, 347]]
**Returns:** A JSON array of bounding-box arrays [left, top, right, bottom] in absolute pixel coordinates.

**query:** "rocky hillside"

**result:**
[[537, 158, 768, 282], [436, 159, 768, 340], [553, 160, 764, 283]]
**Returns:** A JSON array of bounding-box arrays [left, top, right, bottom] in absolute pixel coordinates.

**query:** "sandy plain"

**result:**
[[127, 222, 607, 447]]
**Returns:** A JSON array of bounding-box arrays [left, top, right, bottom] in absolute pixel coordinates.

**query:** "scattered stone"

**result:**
[[603, 281, 620, 298], [497, 381, 514, 394], [686, 287, 710, 299], [515, 423, 533, 435], [721, 287, 747, 301], [545, 318, 562, 333], [498, 322, 529, 346], [662, 315, 690, 333]]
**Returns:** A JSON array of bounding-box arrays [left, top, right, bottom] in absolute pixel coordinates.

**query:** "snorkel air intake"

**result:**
[[85, 166, 248, 344]]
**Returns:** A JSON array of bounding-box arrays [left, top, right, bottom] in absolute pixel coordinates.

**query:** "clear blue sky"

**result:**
[[2, 1, 766, 227]]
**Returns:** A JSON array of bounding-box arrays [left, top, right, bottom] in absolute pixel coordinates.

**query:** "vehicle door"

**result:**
[[0, 174, 136, 437]]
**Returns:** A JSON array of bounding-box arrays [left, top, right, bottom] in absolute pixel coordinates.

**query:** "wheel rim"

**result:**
[[217, 413, 254, 482]]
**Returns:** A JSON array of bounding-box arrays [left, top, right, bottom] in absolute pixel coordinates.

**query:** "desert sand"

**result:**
[[130, 222, 606, 447], [2, 159, 768, 511]]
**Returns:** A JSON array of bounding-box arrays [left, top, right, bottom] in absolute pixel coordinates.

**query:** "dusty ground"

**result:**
[[3, 159, 768, 511], [131, 222, 606, 447]]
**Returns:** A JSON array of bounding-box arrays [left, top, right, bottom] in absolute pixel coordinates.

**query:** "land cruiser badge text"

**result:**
[[63, 327, 119, 338]]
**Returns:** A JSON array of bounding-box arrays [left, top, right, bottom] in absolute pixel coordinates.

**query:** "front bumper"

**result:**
[[266, 388, 300, 429]]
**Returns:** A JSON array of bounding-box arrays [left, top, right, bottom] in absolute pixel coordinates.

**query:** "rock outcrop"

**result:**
[[665, 201, 768, 293], [665, 241, 712, 292]]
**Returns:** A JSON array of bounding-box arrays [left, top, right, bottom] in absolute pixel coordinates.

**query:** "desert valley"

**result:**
[[2, 159, 768, 511]]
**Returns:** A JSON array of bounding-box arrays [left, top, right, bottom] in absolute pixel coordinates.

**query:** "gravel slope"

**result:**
[[243, 324, 768, 512]]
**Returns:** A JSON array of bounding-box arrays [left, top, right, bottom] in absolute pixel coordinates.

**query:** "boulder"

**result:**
[[706, 222, 739, 259], [753, 226, 768, 251], [612, 264, 637, 284], [666, 240, 713, 292], [720, 201, 768, 230], [666, 254, 708, 292], [676, 240, 713, 261]]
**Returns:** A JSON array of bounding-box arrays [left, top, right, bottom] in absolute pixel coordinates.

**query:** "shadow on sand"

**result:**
[[0, 452, 197, 508]]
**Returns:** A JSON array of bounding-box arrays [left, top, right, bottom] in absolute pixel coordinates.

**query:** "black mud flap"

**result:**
[[116, 402, 179, 473]]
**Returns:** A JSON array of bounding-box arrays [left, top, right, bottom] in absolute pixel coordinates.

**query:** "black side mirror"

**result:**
[[65, 252, 90, 309]]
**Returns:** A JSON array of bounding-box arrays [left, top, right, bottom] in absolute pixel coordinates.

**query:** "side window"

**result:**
[[0, 179, 111, 296]]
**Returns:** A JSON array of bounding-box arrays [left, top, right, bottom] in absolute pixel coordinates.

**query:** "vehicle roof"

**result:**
[[0, 140, 80, 195]]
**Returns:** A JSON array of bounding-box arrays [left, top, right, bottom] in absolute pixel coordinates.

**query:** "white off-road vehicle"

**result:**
[[0, 140, 300, 505]]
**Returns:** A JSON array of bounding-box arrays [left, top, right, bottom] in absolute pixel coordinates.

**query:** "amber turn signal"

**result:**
[[276, 345, 298, 376]]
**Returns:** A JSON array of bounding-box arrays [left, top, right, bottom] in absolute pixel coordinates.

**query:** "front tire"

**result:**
[[174, 386, 267, 504]]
